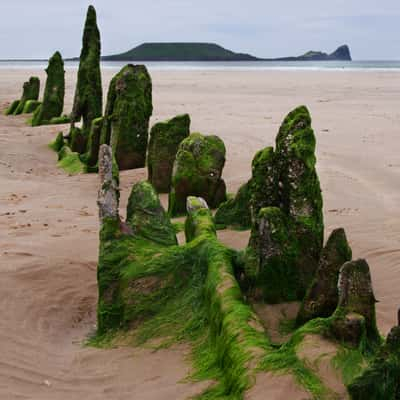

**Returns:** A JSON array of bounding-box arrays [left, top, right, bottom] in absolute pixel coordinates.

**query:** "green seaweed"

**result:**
[[22, 100, 41, 114], [57, 145, 86, 174], [48, 132, 65, 152], [347, 326, 400, 399], [332, 346, 366, 386]]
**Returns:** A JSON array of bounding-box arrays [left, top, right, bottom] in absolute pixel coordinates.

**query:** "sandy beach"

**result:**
[[0, 68, 399, 399]]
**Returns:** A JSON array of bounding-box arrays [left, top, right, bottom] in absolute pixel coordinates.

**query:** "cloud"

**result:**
[[0, 0, 399, 59]]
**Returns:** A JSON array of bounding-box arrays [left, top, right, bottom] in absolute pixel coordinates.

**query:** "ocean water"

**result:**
[[1, 60, 400, 71]]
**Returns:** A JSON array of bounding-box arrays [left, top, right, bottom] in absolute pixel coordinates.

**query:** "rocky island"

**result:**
[[102, 42, 352, 62]]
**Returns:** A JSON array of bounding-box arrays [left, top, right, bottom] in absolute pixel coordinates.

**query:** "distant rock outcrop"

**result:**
[[272, 45, 352, 61], [102, 43, 352, 62], [102, 42, 258, 62]]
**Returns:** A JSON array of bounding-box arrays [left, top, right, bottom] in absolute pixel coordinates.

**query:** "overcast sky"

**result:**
[[1, 0, 399, 60]]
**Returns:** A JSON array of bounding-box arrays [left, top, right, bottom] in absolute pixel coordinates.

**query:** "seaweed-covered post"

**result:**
[[245, 206, 301, 302], [215, 146, 277, 229], [98, 144, 119, 222], [6, 77, 40, 115], [168, 133, 227, 216], [97, 144, 122, 333], [348, 316, 400, 399], [330, 259, 380, 346], [296, 228, 352, 325], [83, 117, 103, 167], [32, 51, 65, 126], [274, 106, 324, 280], [244, 106, 324, 302], [69, 5, 102, 153], [101, 64, 152, 170], [126, 181, 177, 246], [147, 114, 190, 192]]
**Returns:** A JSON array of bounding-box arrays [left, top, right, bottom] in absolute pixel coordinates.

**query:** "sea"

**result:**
[[0, 60, 400, 71]]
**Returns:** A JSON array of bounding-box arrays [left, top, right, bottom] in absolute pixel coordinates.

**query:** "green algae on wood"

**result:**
[[101, 64, 152, 170], [275, 106, 323, 272], [330, 259, 380, 347], [215, 146, 276, 230], [97, 144, 122, 332], [81, 116, 103, 167], [126, 181, 177, 246], [96, 175, 269, 398], [184, 197, 270, 397], [49, 132, 65, 152], [214, 183, 252, 229], [32, 51, 65, 126], [168, 132, 227, 216], [147, 114, 190, 193], [4, 100, 20, 115], [69, 5, 102, 147], [348, 325, 400, 399], [22, 100, 41, 114], [297, 228, 352, 325], [48, 115, 70, 125], [57, 145, 86, 174], [243, 107, 323, 302], [244, 206, 303, 303], [69, 126, 87, 154], [6, 77, 40, 115]]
